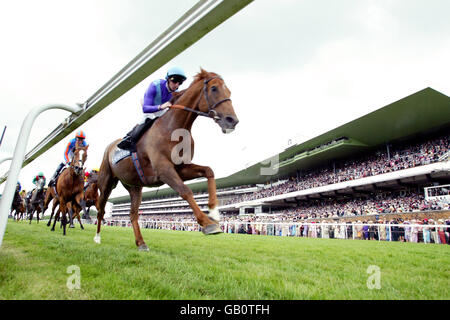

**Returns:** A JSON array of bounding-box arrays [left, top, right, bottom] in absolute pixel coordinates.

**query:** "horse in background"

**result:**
[[95, 69, 239, 251], [55, 145, 88, 235], [27, 177, 47, 224], [84, 170, 99, 220], [11, 187, 26, 221]]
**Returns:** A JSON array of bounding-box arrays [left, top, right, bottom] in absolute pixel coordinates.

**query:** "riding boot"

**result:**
[[117, 118, 155, 152], [48, 162, 65, 187]]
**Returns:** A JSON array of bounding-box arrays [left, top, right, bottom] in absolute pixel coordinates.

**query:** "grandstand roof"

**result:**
[[109, 87, 450, 204]]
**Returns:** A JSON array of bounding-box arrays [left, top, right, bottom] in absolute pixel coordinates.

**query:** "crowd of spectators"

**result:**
[[225, 134, 449, 205], [102, 214, 450, 244]]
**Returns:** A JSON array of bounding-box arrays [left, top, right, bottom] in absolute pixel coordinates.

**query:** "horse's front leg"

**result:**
[[51, 209, 60, 232], [177, 163, 220, 223], [157, 162, 221, 235], [29, 208, 34, 224]]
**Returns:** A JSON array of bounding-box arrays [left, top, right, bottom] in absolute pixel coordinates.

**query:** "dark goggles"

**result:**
[[169, 76, 185, 85]]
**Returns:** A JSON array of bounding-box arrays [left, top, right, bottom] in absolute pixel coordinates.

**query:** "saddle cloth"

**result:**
[[112, 146, 148, 185], [112, 147, 131, 165]]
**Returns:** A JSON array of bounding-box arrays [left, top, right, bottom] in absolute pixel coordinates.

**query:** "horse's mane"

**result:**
[[193, 68, 218, 82], [169, 68, 218, 104]]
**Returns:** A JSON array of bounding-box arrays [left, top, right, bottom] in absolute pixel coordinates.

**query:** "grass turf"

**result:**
[[0, 220, 448, 300]]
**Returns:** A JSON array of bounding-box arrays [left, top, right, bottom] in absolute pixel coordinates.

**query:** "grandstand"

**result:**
[[108, 87, 450, 222]]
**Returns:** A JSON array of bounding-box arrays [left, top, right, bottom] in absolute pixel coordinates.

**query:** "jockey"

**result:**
[[30, 172, 46, 203], [16, 181, 21, 192], [48, 130, 88, 187], [84, 171, 90, 188], [32, 172, 46, 187], [117, 66, 187, 151]]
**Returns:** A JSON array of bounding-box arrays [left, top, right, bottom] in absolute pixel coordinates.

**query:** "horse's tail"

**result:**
[[95, 141, 119, 244], [98, 141, 118, 192]]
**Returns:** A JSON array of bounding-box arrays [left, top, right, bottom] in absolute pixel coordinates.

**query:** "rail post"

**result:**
[[0, 104, 82, 248]]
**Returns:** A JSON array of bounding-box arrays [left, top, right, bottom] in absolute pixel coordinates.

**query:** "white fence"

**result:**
[[84, 219, 450, 244]]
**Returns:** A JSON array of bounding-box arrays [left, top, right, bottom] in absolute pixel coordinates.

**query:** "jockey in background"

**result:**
[[48, 130, 88, 187], [30, 172, 46, 203], [32, 172, 46, 187], [84, 168, 99, 188], [84, 171, 90, 188], [117, 66, 187, 152]]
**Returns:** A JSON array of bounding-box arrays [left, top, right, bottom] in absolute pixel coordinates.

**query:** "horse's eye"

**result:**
[[211, 86, 218, 92]]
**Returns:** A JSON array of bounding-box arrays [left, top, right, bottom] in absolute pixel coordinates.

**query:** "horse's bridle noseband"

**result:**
[[171, 76, 231, 120]]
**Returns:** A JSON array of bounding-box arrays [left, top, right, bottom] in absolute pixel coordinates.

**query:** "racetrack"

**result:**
[[1, 220, 448, 300]]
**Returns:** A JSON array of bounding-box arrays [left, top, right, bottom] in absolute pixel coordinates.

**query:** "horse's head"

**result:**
[[71, 145, 88, 175], [197, 70, 239, 134]]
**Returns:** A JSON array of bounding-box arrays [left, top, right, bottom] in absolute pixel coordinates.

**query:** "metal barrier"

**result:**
[[0, 104, 83, 247]]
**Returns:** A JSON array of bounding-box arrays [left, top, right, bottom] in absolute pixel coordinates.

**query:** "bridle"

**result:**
[[170, 76, 231, 120]]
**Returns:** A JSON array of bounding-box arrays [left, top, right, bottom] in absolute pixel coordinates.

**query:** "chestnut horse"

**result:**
[[95, 69, 239, 251], [55, 145, 88, 235]]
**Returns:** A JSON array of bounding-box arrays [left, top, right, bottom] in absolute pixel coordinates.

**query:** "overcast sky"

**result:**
[[1, 0, 449, 198]]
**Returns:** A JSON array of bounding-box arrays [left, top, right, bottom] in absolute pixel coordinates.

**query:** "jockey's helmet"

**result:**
[[38, 172, 44, 177], [75, 130, 86, 139], [166, 66, 186, 84]]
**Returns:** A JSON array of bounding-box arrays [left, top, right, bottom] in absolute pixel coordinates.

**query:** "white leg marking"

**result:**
[[94, 233, 101, 244], [208, 207, 220, 223]]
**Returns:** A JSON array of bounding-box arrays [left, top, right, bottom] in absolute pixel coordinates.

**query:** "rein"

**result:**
[[169, 76, 231, 120]]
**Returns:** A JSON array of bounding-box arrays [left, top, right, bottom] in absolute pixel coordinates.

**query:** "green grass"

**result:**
[[0, 220, 449, 300]]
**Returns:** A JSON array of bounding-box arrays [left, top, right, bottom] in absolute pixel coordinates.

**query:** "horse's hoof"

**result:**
[[94, 234, 101, 244], [69, 224, 75, 228], [202, 224, 222, 235], [138, 244, 149, 252]]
